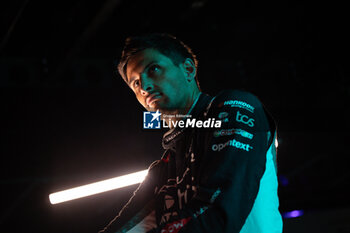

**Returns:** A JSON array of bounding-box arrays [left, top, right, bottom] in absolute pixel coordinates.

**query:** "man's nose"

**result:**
[[140, 75, 154, 96]]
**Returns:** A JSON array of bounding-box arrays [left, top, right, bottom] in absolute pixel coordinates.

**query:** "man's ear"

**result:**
[[182, 58, 196, 82]]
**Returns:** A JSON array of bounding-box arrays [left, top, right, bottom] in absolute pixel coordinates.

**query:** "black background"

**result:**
[[1, 0, 349, 232]]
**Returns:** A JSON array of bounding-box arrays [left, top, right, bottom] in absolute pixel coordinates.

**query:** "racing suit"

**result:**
[[99, 89, 283, 233]]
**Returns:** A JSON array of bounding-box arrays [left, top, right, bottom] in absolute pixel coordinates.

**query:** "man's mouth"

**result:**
[[146, 93, 162, 107]]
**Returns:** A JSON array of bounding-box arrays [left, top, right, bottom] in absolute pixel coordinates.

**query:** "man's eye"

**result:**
[[133, 80, 140, 88], [148, 65, 160, 75]]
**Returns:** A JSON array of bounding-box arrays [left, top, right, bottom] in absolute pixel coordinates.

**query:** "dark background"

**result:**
[[1, 0, 349, 232]]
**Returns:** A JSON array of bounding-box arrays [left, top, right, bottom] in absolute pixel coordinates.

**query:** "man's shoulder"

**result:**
[[207, 89, 274, 134], [211, 89, 262, 110]]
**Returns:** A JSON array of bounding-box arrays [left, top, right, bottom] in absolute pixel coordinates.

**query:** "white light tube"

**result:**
[[49, 169, 148, 204]]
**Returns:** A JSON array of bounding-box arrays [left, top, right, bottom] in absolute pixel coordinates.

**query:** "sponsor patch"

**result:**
[[218, 112, 229, 119], [212, 139, 253, 152], [236, 111, 255, 127], [224, 100, 255, 113], [214, 128, 253, 139], [161, 217, 191, 233]]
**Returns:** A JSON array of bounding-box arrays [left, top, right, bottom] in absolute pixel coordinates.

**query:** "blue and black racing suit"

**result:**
[[99, 89, 283, 233]]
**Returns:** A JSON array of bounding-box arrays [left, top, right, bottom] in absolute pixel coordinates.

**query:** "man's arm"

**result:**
[[159, 90, 275, 233], [99, 160, 163, 233]]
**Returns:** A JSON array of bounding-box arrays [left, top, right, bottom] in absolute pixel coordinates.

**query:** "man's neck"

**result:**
[[162, 90, 201, 129]]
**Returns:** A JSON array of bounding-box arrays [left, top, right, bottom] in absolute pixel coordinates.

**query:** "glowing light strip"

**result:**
[[49, 169, 148, 204], [282, 210, 304, 218]]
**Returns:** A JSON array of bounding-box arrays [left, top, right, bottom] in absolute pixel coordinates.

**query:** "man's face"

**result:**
[[126, 48, 192, 112]]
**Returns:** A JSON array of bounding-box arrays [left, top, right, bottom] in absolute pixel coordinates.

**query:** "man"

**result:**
[[99, 33, 283, 233]]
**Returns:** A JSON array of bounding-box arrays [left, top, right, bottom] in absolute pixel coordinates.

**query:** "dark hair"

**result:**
[[117, 33, 200, 88]]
